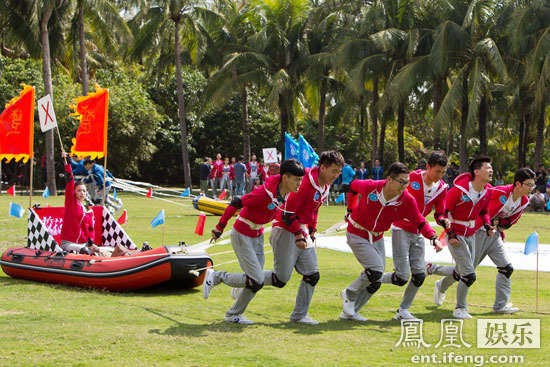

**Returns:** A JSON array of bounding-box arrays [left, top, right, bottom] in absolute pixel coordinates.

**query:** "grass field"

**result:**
[[1, 193, 549, 366]]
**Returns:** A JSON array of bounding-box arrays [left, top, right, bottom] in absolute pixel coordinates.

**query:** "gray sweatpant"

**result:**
[[210, 230, 272, 317], [343, 232, 386, 313], [269, 227, 319, 320], [432, 230, 511, 309], [380, 228, 426, 310]]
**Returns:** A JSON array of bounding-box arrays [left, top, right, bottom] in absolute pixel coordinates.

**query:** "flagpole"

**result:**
[[102, 153, 107, 207], [536, 247, 539, 313], [162, 223, 165, 246], [28, 154, 34, 208], [55, 127, 67, 165]]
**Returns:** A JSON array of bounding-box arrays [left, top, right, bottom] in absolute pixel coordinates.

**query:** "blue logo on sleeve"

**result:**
[[267, 203, 276, 210], [368, 193, 378, 201], [499, 195, 507, 204], [314, 192, 320, 201], [461, 195, 471, 202], [411, 182, 421, 190]]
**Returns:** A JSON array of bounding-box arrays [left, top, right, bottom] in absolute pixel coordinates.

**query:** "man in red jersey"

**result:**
[[429, 167, 535, 315], [380, 152, 448, 321], [341, 162, 440, 321], [434, 156, 494, 319], [202, 159, 305, 324]]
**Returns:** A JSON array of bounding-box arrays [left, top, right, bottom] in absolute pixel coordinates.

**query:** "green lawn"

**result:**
[[0, 194, 549, 366]]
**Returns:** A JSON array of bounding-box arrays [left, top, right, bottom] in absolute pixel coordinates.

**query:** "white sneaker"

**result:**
[[339, 311, 368, 322], [202, 268, 215, 299], [453, 308, 472, 319], [434, 279, 446, 306], [230, 287, 243, 300], [291, 314, 319, 325], [224, 315, 254, 325], [341, 289, 355, 316], [425, 262, 435, 275], [494, 303, 520, 314], [393, 308, 420, 321]]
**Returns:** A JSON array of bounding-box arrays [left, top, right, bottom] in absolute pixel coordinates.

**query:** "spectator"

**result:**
[[220, 157, 233, 198], [246, 153, 261, 193], [212, 153, 224, 196], [494, 172, 504, 186], [529, 189, 546, 212], [545, 183, 550, 211], [372, 159, 384, 180], [444, 162, 459, 187], [341, 159, 355, 193], [199, 157, 212, 195], [535, 164, 547, 193], [331, 173, 342, 202], [356, 161, 369, 179], [232, 155, 247, 196]]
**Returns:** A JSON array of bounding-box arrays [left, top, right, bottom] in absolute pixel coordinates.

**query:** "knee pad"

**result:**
[[452, 270, 460, 282], [460, 273, 477, 287], [366, 281, 381, 294], [411, 272, 426, 287], [303, 272, 320, 287], [391, 272, 408, 286], [245, 275, 264, 293], [497, 264, 513, 279], [271, 273, 286, 288], [365, 268, 383, 283]]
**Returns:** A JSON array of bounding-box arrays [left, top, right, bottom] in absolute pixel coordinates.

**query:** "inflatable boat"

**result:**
[[0, 206, 212, 291], [192, 195, 233, 215]]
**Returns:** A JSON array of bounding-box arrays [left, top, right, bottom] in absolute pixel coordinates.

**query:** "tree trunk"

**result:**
[[378, 119, 386, 164], [174, 19, 191, 188], [534, 108, 545, 168], [397, 103, 405, 162], [78, 1, 89, 96], [40, 7, 57, 196], [359, 95, 367, 149], [459, 77, 469, 173], [370, 77, 378, 166], [433, 76, 443, 149], [241, 86, 250, 161], [478, 96, 487, 155], [317, 77, 327, 151], [279, 92, 290, 159]]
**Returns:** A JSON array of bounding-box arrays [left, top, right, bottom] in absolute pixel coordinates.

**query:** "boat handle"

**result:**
[[70, 261, 85, 271]]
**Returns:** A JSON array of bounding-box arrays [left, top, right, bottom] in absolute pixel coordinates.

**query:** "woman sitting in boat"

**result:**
[[60, 152, 134, 257]]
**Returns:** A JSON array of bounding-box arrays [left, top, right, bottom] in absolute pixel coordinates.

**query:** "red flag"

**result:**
[[69, 86, 108, 159], [218, 189, 227, 200], [6, 185, 15, 196], [146, 188, 152, 198], [194, 212, 206, 236], [439, 230, 448, 247], [0, 85, 35, 163], [117, 209, 128, 225]]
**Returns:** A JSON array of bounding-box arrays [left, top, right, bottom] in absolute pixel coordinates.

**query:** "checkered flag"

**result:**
[[101, 207, 136, 249], [27, 209, 63, 252]]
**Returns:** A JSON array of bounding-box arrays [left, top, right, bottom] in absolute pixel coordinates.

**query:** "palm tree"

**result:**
[[3, 0, 72, 195], [131, 0, 202, 188]]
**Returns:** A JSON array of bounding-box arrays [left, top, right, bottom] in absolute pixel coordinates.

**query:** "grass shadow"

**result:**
[[268, 318, 396, 335]]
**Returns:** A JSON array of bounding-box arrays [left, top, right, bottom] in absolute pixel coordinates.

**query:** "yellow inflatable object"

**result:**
[[192, 195, 233, 215]]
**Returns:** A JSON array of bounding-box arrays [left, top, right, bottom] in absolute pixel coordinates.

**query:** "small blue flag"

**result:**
[[298, 134, 319, 168], [113, 188, 117, 199], [42, 186, 50, 199], [335, 192, 345, 203], [9, 203, 25, 218], [181, 187, 190, 197], [151, 209, 165, 228], [285, 133, 300, 161], [524, 232, 539, 255]]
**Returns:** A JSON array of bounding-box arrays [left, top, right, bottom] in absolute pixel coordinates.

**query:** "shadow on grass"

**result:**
[[145, 307, 252, 337], [0, 276, 33, 287]]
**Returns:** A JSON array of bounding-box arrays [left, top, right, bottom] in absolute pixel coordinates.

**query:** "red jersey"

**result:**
[[393, 170, 447, 234], [473, 184, 529, 234], [444, 173, 491, 237], [212, 159, 224, 178], [274, 167, 329, 235], [216, 175, 287, 237], [60, 164, 95, 244], [346, 179, 436, 242]]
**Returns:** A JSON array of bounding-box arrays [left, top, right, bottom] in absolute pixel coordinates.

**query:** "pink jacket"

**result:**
[[473, 184, 529, 233], [217, 175, 286, 237], [60, 164, 95, 244], [393, 170, 447, 234], [346, 179, 436, 242]]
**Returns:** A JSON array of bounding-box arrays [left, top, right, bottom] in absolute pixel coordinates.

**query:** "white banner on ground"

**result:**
[[263, 148, 278, 164], [316, 235, 550, 272], [38, 94, 57, 132]]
